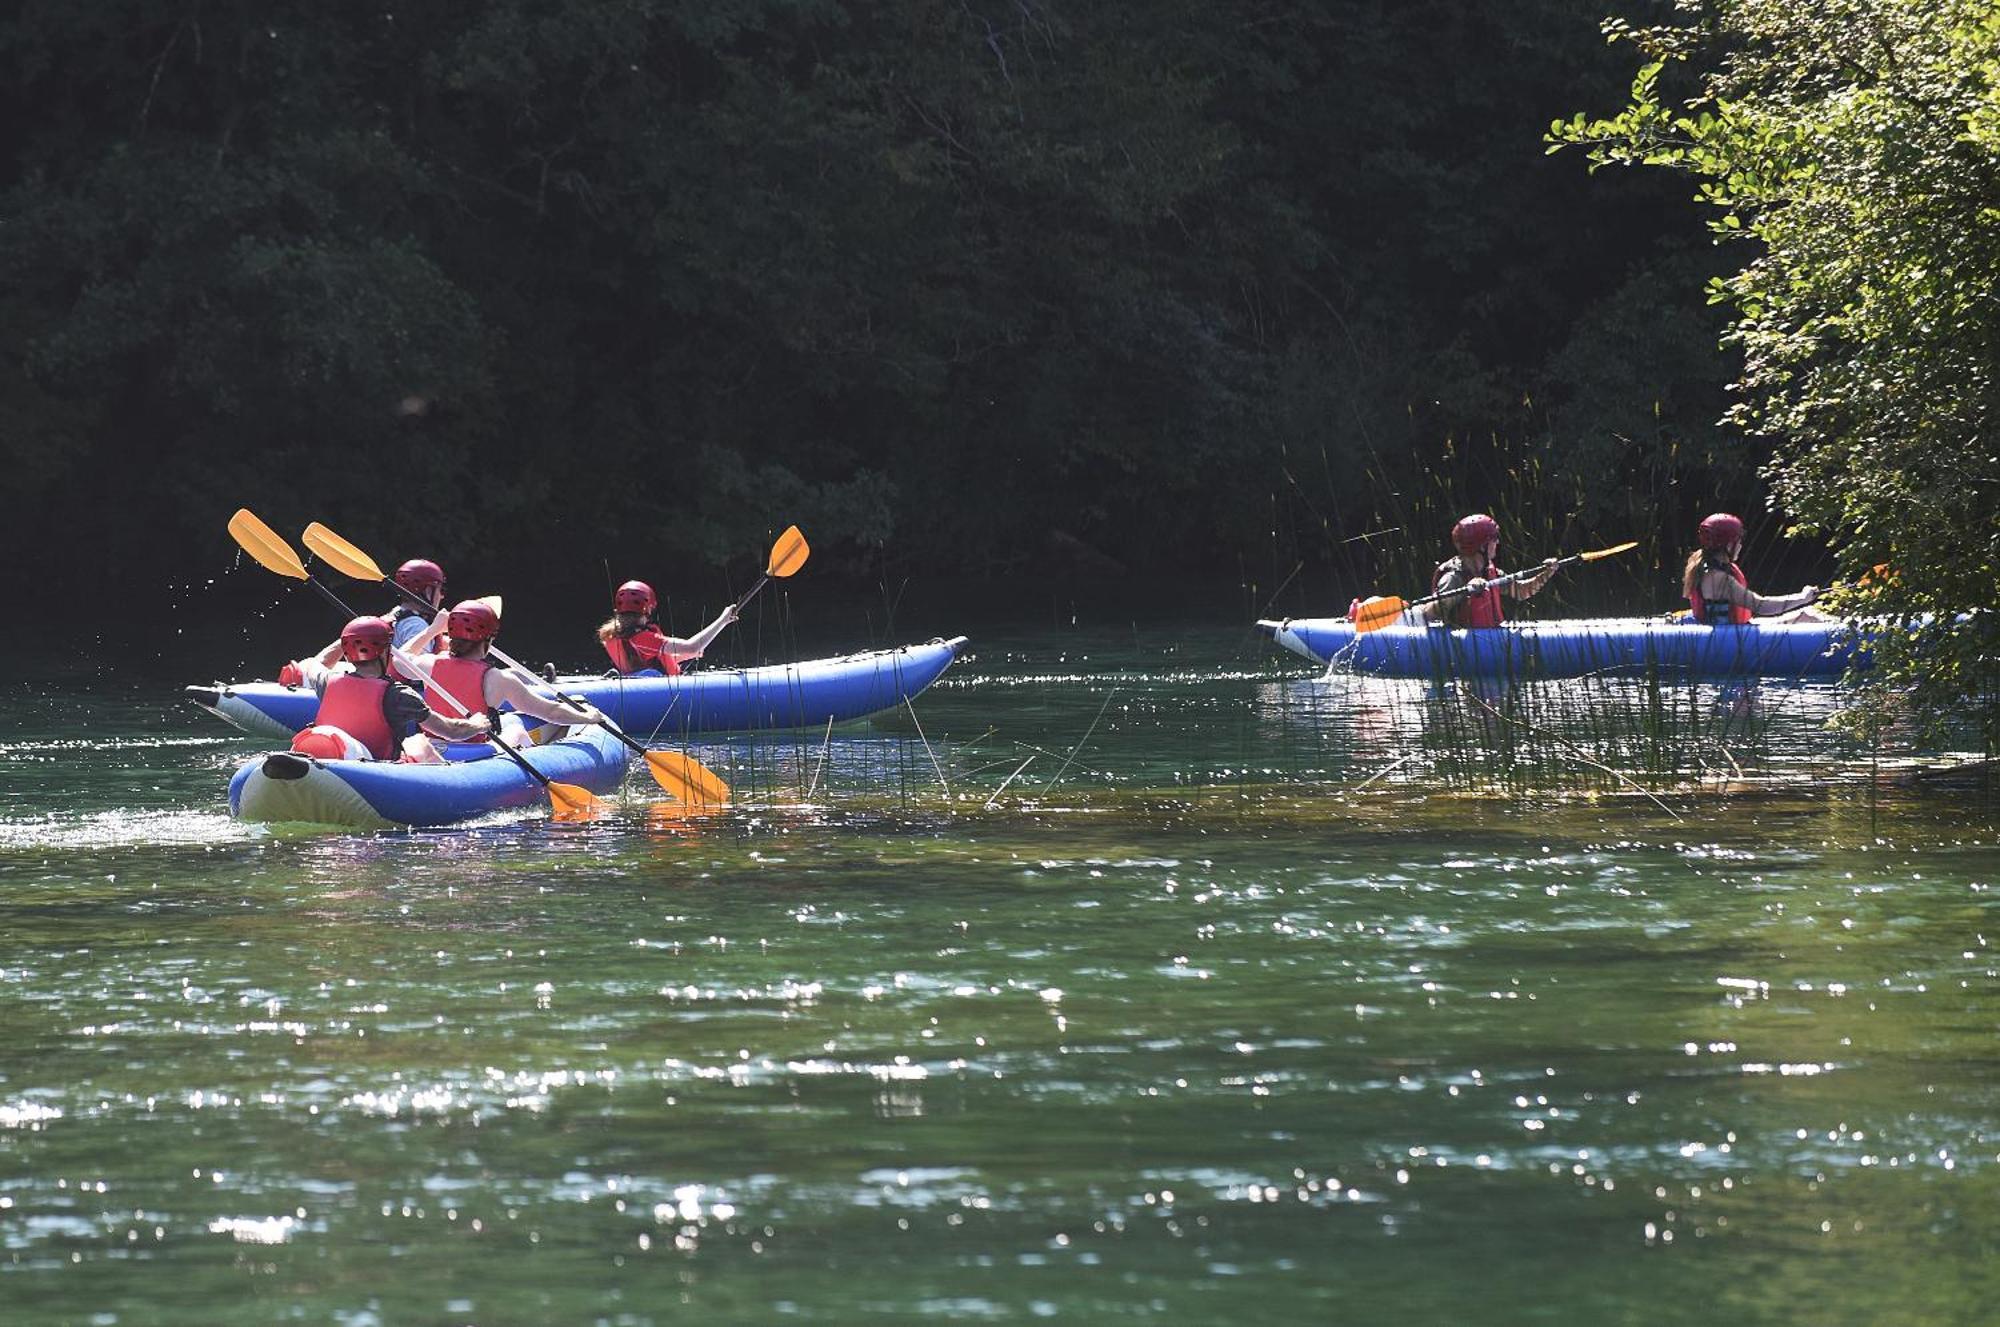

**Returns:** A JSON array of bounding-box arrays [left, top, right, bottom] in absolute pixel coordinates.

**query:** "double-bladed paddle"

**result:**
[[1353, 541, 1639, 634], [227, 509, 604, 819], [300, 520, 731, 808]]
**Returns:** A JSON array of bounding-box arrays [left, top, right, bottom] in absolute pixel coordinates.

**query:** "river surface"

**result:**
[[2, 622, 1996, 1324]]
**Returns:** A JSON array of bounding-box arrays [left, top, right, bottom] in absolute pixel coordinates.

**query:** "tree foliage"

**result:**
[[1553, 0, 2000, 741], [2, 0, 1725, 611]]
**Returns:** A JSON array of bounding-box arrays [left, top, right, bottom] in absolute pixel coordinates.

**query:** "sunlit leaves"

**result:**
[[1553, 0, 2000, 743]]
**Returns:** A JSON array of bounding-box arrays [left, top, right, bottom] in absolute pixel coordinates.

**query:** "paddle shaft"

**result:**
[[301, 572, 361, 618], [1356, 563, 1548, 630], [731, 573, 772, 615], [1409, 553, 1577, 612]]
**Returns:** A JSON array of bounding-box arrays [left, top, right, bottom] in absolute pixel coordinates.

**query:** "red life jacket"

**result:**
[[310, 674, 397, 760], [1434, 559, 1505, 628], [1689, 558, 1753, 625], [426, 655, 495, 720], [603, 625, 681, 676]]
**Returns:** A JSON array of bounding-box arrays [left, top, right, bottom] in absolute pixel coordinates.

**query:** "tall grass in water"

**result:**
[[1286, 647, 1931, 798], [1412, 673, 1792, 795]]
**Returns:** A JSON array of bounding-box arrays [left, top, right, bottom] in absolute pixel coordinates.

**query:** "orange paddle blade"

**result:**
[[1352, 596, 1409, 633], [647, 751, 731, 807], [302, 522, 388, 583], [767, 525, 810, 579], [229, 509, 308, 581], [1579, 540, 1639, 562], [546, 780, 605, 820]]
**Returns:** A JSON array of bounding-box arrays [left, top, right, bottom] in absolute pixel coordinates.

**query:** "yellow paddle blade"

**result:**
[[646, 750, 731, 807], [766, 525, 810, 579], [1352, 595, 1408, 633], [301, 522, 388, 583], [228, 509, 309, 580], [1579, 541, 1639, 562], [546, 780, 605, 820], [478, 595, 503, 620]]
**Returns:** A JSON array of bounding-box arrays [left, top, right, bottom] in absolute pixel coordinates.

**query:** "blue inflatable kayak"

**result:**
[[229, 725, 629, 828], [1257, 616, 1864, 679], [191, 637, 969, 743]]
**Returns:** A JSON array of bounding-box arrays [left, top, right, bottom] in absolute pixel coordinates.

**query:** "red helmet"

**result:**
[[1451, 514, 1501, 554], [394, 558, 446, 595], [339, 615, 393, 663], [613, 580, 657, 614], [447, 599, 500, 642], [1697, 512, 1745, 551]]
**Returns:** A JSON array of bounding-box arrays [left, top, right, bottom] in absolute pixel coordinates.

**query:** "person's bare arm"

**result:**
[[419, 711, 490, 742], [658, 605, 741, 661], [1716, 573, 1818, 617], [486, 669, 603, 726], [1505, 558, 1561, 600]]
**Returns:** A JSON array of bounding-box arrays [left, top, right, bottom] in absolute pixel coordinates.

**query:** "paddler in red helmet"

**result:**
[[1682, 513, 1824, 625], [387, 558, 446, 643], [396, 600, 609, 763], [1425, 514, 1560, 627], [596, 580, 739, 676], [283, 616, 491, 762]]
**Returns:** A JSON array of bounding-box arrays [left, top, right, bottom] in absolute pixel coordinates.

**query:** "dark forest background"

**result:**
[[1, 0, 1798, 649]]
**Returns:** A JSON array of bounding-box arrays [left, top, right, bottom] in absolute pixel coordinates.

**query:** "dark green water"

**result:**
[[3, 626, 1997, 1324]]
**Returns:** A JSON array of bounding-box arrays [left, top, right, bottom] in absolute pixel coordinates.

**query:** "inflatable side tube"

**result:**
[[229, 726, 629, 828], [192, 637, 970, 740], [1257, 618, 1861, 679]]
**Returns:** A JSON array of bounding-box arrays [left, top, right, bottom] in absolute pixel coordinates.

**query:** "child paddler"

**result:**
[[1425, 514, 1559, 627], [596, 580, 738, 676], [284, 616, 490, 762], [385, 559, 449, 678], [1682, 513, 1824, 624], [397, 600, 608, 763]]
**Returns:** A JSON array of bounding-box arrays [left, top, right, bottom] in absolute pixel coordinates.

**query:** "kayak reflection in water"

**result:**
[[1682, 513, 1826, 625]]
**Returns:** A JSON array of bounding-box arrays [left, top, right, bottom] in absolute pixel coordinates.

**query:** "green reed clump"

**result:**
[[1333, 664, 1847, 796]]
